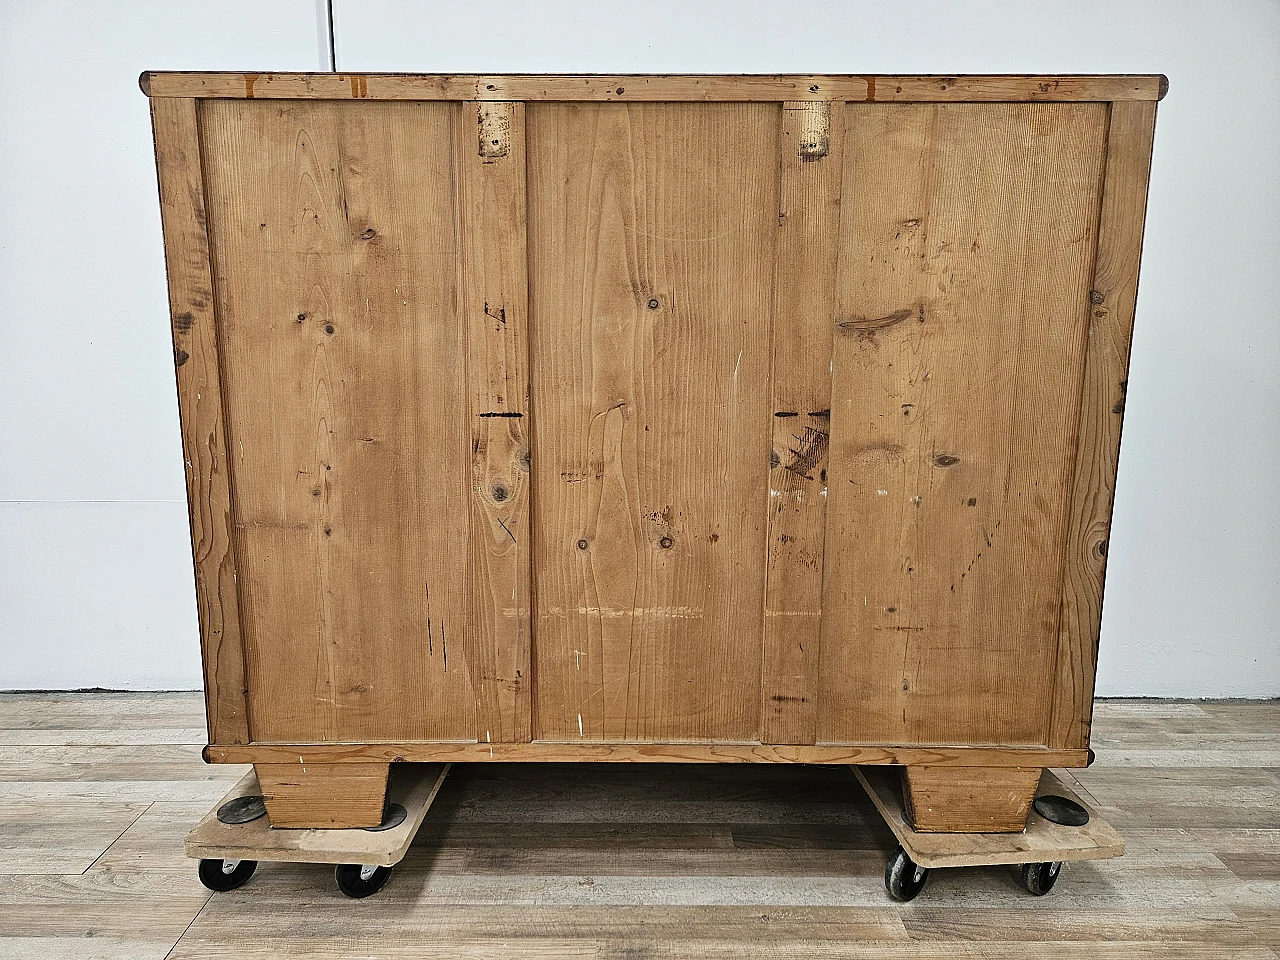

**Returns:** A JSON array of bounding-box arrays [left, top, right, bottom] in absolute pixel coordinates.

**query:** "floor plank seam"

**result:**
[[77, 799, 154, 877]]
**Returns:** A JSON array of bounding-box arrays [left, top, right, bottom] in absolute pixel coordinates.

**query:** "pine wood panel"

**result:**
[[818, 102, 1109, 746], [1050, 101, 1159, 750], [761, 101, 845, 744], [149, 98, 249, 746], [197, 100, 475, 743], [525, 102, 778, 742], [455, 102, 534, 744], [141, 72, 1168, 103]]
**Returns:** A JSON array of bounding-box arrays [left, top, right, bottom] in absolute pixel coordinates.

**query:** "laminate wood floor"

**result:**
[[0, 693, 1275, 958]]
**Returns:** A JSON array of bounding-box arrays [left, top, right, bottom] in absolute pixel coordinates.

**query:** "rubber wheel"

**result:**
[[884, 845, 929, 902], [198, 858, 257, 892], [1020, 860, 1062, 895], [335, 863, 393, 898]]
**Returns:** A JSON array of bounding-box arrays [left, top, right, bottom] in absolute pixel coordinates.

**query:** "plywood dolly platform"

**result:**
[[186, 763, 449, 898], [855, 766, 1123, 902]]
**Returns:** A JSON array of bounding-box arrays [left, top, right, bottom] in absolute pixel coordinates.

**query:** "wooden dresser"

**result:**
[[144, 72, 1163, 831]]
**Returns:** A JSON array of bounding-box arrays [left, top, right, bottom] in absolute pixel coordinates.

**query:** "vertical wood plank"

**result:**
[[526, 103, 778, 742], [761, 102, 845, 744], [1049, 101, 1158, 750], [456, 102, 533, 744], [199, 100, 475, 743], [818, 103, 1109, 747], [149, 98, 249, 746]]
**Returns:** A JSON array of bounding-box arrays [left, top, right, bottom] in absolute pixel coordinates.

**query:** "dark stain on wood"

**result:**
[[837, 306, 921, 338], [173, 311, 195, 332], [480, 411, 524, 418], [174, 348, 190, 367], [784, 426, 830, 481]]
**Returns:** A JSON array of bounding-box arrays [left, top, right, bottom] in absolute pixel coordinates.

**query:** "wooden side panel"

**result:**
[[760, 102, 845, 744], [1050, 101, 1158, 749], [149, 98, 249, 746], [818, 103, 1109, 746], [198, 100, 476, 743], [526, 102, 778, 742], [455, 102, 533, 744]]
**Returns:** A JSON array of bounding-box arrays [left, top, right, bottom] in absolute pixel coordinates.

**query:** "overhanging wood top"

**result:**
[[139, 72, 1168, 102]]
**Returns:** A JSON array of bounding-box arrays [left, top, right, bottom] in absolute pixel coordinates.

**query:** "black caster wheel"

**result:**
[[335, 863, 393, 898], [1020, 860, 1063, 896], [885, 845, 930, 902], [198, 858, 257, 892]]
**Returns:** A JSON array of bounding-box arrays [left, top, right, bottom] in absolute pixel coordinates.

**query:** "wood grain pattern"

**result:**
[[198, 100, 476, 743], [254, 761, 390, 828], [902, 765, 1043, 833], [1049, 101, 1159, 750], [149, 98, 249, 746], [526, 103, 777, 741], [141, 72, 1168, 103], [455, 102, 533, 744], [761, 101, 845, 744], [818, 102, 1109, 747], [206, 741, 1088, 768]]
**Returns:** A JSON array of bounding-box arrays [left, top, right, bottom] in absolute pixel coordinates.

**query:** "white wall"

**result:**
[[1, 0, 1276, 695], [0, 0, 323, 688]]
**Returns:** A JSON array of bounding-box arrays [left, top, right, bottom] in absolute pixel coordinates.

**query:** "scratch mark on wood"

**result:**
[[497, 516, 517, 543], [838, 307, 919, 335]]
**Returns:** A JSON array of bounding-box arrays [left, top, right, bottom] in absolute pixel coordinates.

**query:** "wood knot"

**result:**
[[646, 298, 660, 310], [933, 454, 960, 467], [359, 228, 377, 241], [491, 482, 510, 503], [1089, 290, 1105, 305], [577, 538, 589, 550], [658, 536, 674, 549], [324, 324, 335, 335]]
